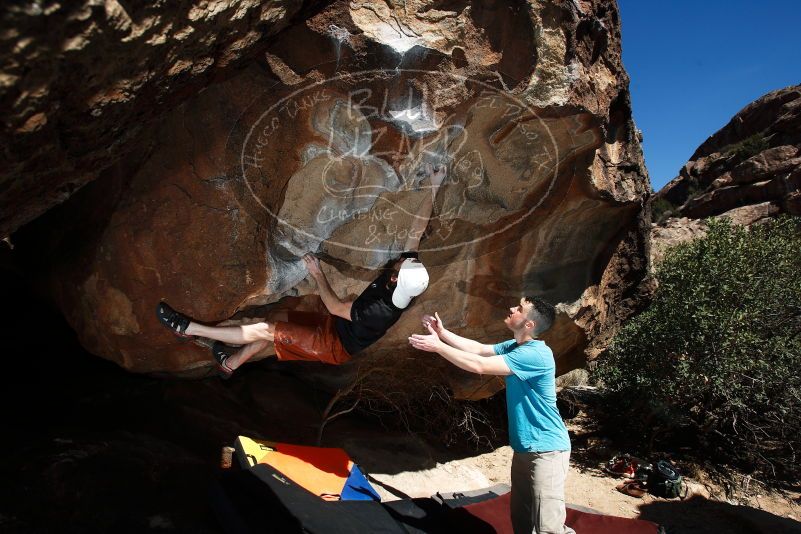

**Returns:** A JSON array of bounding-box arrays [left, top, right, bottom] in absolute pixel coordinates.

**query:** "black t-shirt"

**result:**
[[334, 270, 406, 355]]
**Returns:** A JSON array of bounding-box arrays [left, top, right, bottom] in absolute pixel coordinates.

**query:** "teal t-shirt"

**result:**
[[495, 339, 570, 453]]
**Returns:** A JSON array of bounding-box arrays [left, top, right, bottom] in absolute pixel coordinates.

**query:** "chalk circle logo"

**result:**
[[239, 69, 560, 257]]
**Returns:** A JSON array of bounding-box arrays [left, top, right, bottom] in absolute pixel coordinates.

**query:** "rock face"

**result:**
[[649, 217, 708, 267], [0, 0, 306, 237], [9, 0, 650, 399], [652, 84, 801, 225]]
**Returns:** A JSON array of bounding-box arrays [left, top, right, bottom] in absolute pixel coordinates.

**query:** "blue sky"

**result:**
[[618, 0, 801, 191]]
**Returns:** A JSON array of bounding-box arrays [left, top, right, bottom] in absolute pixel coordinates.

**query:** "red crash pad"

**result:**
[[462, 492, 659, 534]]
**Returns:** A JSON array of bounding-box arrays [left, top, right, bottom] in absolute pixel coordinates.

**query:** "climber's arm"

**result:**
[[302, 254, 353, 320], [404, 164, 446, 252]]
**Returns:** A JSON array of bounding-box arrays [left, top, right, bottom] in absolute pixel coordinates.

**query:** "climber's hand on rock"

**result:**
[[426, 163, 447, 188], [303, 254, 322, 279]]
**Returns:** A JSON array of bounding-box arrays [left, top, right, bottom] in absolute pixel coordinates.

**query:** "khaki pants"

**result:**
[[510, 450, 575, 534]]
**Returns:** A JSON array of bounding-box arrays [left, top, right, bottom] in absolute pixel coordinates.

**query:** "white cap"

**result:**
[[391, 259, 429, 309]]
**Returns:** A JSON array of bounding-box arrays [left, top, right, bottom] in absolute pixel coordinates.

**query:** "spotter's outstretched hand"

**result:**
[[421, 312, 445, 335], [409, 323, 443, 353]]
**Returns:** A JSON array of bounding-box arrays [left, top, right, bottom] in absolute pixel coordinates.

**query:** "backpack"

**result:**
[[647, 460, 687, 499]]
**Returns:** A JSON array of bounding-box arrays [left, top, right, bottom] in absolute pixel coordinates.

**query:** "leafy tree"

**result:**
[[597, 217, 801, 484]]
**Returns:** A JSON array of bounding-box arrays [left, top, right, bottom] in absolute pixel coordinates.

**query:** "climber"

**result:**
[[408, 297, 574, 534], [157, 163, 447, 376]]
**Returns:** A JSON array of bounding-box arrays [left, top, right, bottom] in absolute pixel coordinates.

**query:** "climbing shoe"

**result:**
[[156, 301, 193, 339]]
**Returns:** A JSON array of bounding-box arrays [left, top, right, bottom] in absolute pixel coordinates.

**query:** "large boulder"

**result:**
[[10, 0, 650, 399]]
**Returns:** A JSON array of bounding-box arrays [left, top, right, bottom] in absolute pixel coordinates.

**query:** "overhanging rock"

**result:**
[[12, 0, 650, 400]]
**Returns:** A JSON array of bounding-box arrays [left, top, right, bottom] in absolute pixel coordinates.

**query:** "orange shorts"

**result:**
[[273, 311, 351, 365]]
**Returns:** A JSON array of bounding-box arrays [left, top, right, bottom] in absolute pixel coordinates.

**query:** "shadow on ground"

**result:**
[[558, 387, 801, 534], [0, 252, 496, 532], [639, 496, 801, 534]]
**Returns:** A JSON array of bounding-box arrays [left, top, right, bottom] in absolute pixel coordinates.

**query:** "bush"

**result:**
[[650, 196, 674, 223], [723, 132, 770, 161], [596, 217, 801, 485]]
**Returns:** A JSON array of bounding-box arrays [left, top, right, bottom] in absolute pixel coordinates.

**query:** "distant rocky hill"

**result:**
[[652, 84, 801, 225], [648, 84, 801, 266]]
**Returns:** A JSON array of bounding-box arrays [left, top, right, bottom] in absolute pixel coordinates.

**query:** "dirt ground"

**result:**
[[363, 412, 801, 534], [367, 443, 800, 533]]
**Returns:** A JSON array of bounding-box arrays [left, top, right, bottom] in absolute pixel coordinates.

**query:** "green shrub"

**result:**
[[723, 132, 770, 161], [650, 196, 675, 223], [596, 217, 801, 484]]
